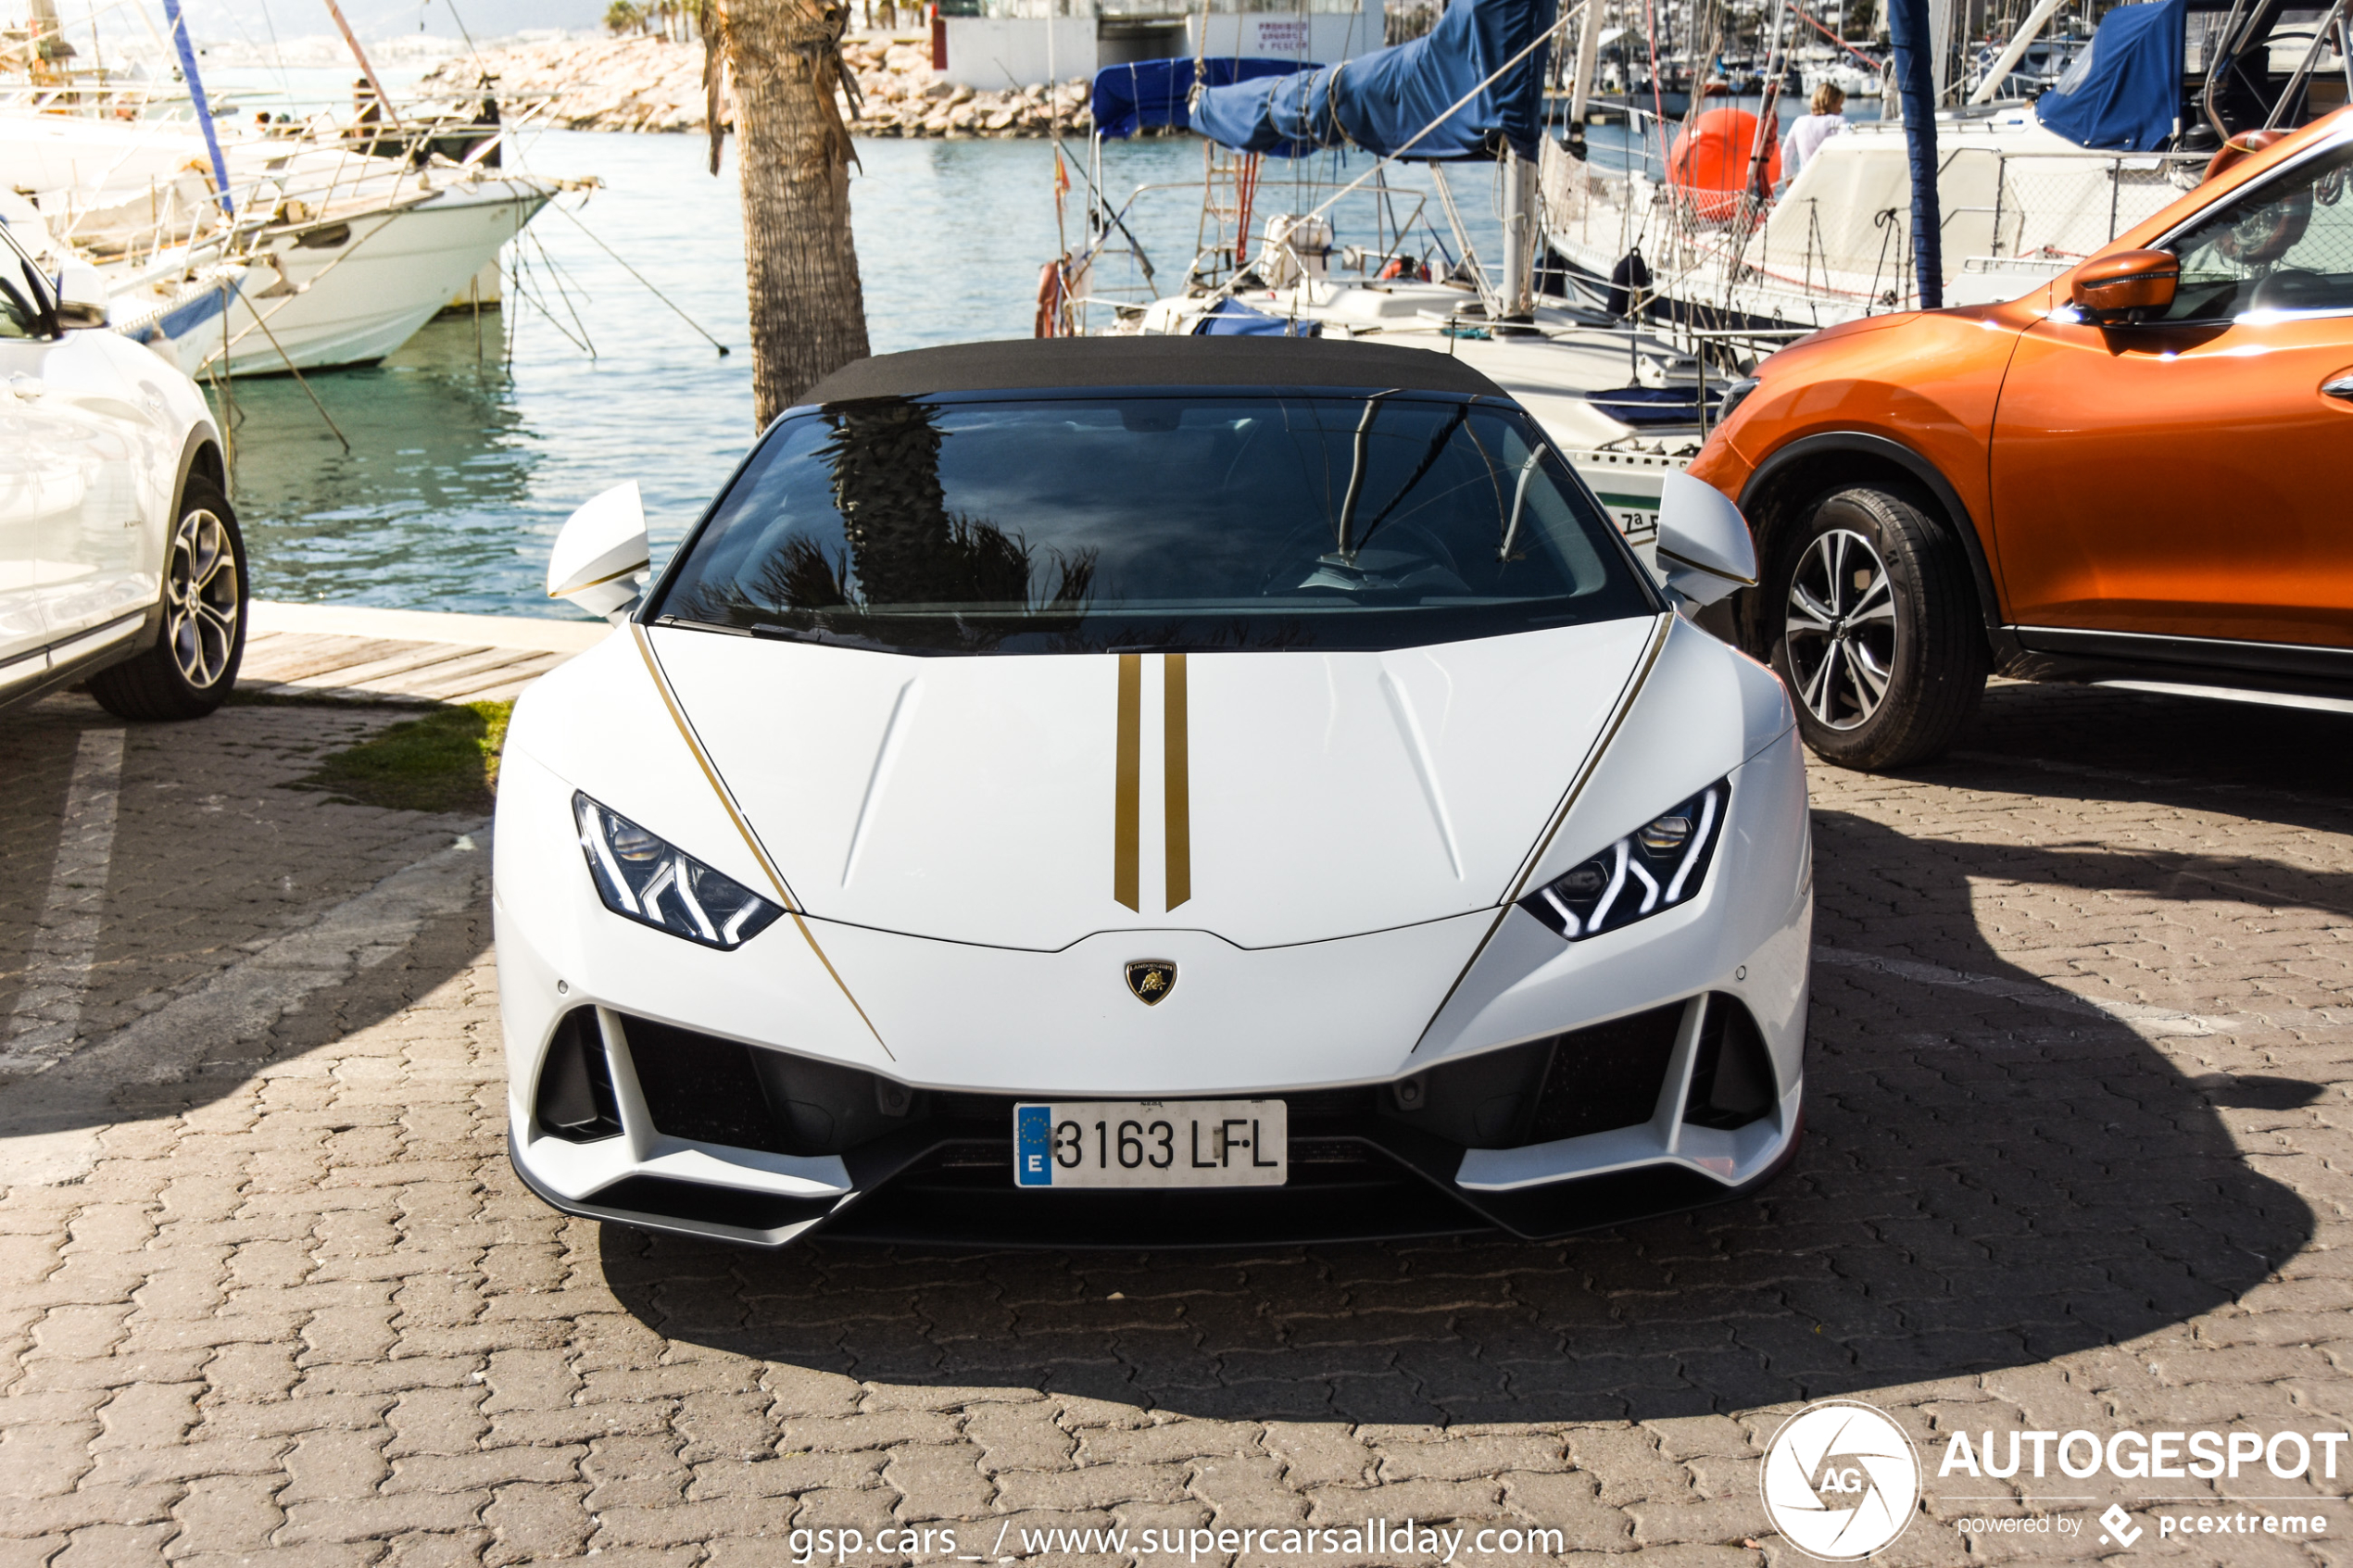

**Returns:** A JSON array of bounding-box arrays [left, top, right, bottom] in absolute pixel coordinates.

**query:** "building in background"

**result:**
[[934, 0, 1386, 88]]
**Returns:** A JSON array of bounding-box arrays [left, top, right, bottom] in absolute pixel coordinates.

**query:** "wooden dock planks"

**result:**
[[237, 602, 610, 706]]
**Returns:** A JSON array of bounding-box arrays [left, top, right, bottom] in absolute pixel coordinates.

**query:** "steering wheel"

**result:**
[[2250, 267, 2335, 311], [1253, 520, 1468, 597], [2216, 187, 2313, 266]]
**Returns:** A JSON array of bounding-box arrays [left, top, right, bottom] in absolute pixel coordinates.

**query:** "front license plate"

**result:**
[[1013, 1100, 1287, 1188]]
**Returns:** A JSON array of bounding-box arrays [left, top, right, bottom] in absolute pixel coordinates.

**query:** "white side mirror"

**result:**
[[548, 482, 649, 621], [1655, 470, 1756, 609], [55, 259, 108, 329]]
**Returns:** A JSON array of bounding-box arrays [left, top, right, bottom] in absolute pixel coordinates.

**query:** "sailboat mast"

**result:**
[[1968, 0, 2066, 102], [321, 0, 406, 132], [1501, 146, 1540, 318], [1887, 0, 1943, 306], [1741, 0, 1791, 207], [158, 0, 233, 219], [1566, 0, 1603, 155]]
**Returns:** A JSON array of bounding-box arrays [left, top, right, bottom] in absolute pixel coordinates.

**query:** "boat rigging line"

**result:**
[[244, 299, 352, 453], [320, 0, 405, 132], [550, 202, 732, 356]]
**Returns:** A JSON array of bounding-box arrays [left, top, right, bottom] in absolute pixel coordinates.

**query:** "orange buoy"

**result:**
[[1667, 107, 1781, 224]]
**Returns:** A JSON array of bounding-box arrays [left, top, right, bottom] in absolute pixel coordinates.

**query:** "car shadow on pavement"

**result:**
[[598, 691, 2324, 1422], [0, 698, 491, 1163], [1952, 677, 2353, 834]]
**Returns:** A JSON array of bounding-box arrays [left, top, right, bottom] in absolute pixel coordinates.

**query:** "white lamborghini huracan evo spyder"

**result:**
[[494, 337, 1812, 1248]]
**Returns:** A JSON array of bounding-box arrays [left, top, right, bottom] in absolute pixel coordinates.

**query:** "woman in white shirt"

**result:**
[[1780, 83, 1849, 184]]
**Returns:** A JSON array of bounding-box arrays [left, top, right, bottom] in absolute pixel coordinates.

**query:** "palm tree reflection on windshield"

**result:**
[[679, 396, 1097, 647], [817, 399, 1098, 624]]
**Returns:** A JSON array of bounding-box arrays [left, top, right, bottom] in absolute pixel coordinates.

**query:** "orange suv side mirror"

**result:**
[[2071, 249, 2179, 323]]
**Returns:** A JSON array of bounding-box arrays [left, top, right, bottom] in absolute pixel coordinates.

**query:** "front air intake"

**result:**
[[613, 1014, 919, 1157], [1683, 995, 1778, 1129], [1382, 1001, 1684, 1149], [1523, 1002, 1685, 1143], [535, 1009, 622, 1142]]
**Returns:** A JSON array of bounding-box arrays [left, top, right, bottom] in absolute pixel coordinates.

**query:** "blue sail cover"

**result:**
[[1092, 57, 1309, 139], [1191, 0, 1554, 160], [1192, 298, 1326, 335], [2036, 0, 2184, 152]]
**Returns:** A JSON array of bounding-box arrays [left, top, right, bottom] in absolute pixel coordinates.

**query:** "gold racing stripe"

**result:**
[[1163, 653, 1190, 910], [631, 626, 894, 1059], [1113, 653, 1142, 910]]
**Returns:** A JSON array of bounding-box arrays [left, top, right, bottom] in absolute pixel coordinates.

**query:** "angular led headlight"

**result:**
[[574, 793, 785, 950], [1518, 780, 1729, 941]]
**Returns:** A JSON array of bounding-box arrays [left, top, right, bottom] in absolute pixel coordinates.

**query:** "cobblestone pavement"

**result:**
[[2, 679, 2350, 1566]]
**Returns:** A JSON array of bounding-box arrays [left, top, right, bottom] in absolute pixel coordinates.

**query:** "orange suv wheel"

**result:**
[[1767, 483, 1988, 771]]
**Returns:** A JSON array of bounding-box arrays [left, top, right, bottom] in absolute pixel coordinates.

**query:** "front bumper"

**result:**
[[502, 991, 1805, 1249], [494, 713, 1813, 1249]]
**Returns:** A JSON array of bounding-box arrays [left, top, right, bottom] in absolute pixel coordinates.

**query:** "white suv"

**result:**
[[1, 216, 242, 721]]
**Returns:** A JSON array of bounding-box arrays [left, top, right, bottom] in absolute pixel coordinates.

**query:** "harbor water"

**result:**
[[213, 107, 1761, 617]]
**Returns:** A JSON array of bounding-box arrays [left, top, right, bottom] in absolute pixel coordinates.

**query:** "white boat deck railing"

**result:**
[[21, 115, 531, 276], [1545, 134, 2210, 322], [1072, 164, 1441, 332], [1962, 147, 2208, 258], [0, 82, 161, 117]]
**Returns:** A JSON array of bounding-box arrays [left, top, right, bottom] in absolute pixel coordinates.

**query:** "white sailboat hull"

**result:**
[[208, 179, 554, 377], [0, 111, 560, 378], [113, 266, 248, 380]]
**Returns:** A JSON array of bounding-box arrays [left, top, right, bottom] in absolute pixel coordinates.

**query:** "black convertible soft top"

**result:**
[[799, 334, 1507, 405]]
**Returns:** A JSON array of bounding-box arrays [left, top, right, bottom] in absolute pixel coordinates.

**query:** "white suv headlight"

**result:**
[[574, 793, 786, 950], [1518, 780, 1729, 940]]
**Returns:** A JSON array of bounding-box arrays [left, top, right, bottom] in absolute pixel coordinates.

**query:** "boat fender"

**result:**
[[1606, 247, 1651, 319], [1033, 260, 1063, 339]]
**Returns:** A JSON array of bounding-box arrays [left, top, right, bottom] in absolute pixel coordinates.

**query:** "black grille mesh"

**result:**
[[620, 1017, 797, 1155], [1524, 1002, 1684, 1143]]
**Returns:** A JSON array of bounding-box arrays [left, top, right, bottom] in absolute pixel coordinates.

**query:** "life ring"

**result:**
[[2201, 127, 2292, 184], [2214, 186, 2312, 266]]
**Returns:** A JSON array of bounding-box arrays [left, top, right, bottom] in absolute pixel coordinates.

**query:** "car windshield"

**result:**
[[2163, 140, 2353, 320], [649, 392, 1657, 655]]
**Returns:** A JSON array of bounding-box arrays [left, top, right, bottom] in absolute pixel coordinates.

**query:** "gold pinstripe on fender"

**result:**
[[630, 625, 893, 1059], [1409, 612, 1677, 1050]]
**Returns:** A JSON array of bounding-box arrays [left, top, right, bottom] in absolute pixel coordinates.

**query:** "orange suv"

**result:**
[[1691, 107, 2353, 770]]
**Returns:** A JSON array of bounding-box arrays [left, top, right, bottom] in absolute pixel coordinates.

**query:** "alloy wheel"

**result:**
[[1783, 528, 1896, 732], [167, 508, 241, 690]]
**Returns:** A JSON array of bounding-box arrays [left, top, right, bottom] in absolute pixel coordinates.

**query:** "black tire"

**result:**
[[88, 475, 247, 722], [1766, 483, 1987, 771]]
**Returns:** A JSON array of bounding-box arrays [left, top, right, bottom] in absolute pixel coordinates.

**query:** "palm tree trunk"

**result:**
[[711, 0, 870, 425]]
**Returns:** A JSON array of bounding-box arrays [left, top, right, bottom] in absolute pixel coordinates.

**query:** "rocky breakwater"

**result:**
[[419, 33, 1095, 138]]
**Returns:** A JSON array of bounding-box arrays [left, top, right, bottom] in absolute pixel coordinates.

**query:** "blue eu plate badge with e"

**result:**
[[1014, 1105, 1055, 1186]]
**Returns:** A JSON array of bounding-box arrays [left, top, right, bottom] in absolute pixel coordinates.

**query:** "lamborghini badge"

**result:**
[[1125, 960, 1176, 1005]]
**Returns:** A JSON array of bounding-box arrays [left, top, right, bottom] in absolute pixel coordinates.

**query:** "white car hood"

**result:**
[[648, 616, 1662, 950]]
